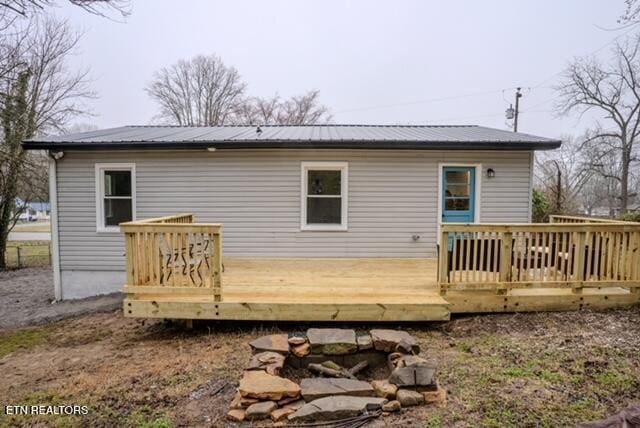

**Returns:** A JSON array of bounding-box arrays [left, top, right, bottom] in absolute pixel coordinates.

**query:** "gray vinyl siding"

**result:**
[[56, 149, 532, 271]]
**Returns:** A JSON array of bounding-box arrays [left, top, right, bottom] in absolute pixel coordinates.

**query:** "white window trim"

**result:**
[[436, 163, 482, 244], [300, 161, 348, 231], [95, 163, 136, 233]]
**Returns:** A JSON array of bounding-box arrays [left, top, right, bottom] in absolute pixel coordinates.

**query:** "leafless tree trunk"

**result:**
[[555, 34, 640, 214], [0, 16, 92, 269]]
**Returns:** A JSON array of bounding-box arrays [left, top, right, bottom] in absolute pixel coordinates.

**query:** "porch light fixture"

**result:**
[[487, 168, 495, 178]]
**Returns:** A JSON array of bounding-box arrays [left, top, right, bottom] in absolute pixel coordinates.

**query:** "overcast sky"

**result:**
[[52, 0, 625, 138]]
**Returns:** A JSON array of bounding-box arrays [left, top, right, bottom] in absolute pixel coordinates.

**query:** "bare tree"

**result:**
[[0, 0, 130, 18], [555, 34, 640, 213], [146, 55, 246, 126], [0, 16, 92, 269], [535, 135, 592, 214], [620, 0, 640, 23], [276, 90, 332, 125], [234, 91, 332, 125]]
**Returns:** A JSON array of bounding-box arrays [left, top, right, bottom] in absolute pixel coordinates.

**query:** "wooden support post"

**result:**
[[213, 229, 223, 302], [498, 232, 512, 294], [438, 230, 450, 295], [573, 231, 586, 294]]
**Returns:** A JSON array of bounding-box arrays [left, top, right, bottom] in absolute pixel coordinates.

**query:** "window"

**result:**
[[95, 164, 135, 232], [444, 170, 472, 211], [301, 162, 348, 231]]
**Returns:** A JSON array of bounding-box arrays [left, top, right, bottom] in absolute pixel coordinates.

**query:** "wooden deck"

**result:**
[[122, 214, 640, 322], [124, 258, 451, 321]]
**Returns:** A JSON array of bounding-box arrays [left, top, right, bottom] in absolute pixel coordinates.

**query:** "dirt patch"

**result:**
[[0, 267, 122, 329], [0, 308, 638, 427]]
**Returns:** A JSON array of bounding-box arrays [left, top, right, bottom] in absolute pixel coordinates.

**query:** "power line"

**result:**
[[333, 88, 518, 115]]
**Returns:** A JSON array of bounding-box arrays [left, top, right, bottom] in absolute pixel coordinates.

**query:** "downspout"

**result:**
[[48, 151, 63, 300]]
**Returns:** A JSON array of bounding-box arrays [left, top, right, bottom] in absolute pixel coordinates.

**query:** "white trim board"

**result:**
[[48, 156, 62, 300], [300, 161, 349, 231], [94, 163, 137, 233], [436, 163, 482, 244]]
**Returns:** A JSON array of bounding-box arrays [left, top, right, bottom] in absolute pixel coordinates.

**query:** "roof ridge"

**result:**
[[125, 124, 480, 128]]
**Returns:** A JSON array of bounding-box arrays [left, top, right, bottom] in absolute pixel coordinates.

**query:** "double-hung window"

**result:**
[[95, 164, 136, 232], [301, 162, 348, 231]]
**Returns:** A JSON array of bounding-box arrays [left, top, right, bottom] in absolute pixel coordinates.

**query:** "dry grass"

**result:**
[[5, 241, 51, 268], [0, 308, 639, 427]]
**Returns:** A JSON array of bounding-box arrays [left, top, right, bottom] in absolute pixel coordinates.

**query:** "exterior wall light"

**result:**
[[487, 168, 495, 178]]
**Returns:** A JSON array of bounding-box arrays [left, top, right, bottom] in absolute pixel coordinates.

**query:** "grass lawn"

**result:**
[[0, 308, 638, 427], [5, 241, 51, 268]]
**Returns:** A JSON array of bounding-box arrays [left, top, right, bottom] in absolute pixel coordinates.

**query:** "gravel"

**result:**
[[0, 267, 122, 330]]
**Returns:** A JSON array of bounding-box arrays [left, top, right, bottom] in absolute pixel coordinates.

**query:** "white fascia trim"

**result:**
[[300, 161, 349, 231], [95, 163, 136, 233]]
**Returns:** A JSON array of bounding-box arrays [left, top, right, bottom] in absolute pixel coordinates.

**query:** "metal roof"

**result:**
[[23, 125, 561, 151]]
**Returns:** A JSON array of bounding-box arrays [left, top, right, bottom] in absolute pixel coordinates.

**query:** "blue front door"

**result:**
[[442, 167, 475, 223]]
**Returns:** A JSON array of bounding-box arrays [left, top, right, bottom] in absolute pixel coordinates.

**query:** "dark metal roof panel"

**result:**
[[23, 124, 561, 150]]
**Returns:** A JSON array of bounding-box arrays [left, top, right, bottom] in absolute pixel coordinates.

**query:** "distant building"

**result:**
[[17, 200, 51, 221]]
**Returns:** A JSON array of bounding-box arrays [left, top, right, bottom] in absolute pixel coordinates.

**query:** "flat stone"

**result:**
[[370, 329, 420, 354], [238, 370, 301, 401], [282, 399, 306, 411], [357, 334, 373, 351], [250, 334, 290, 354], [288, 335, 307, 346], [388, 366, 437, 388], [301, 378, 375, 401], [389, 353, 431, 369], [382, 400, 401, 412], [247, 351, 286, 376], [271, 407, 295, 422], [396, 389, 425, 407], [227, 409, 245, 422], [229, 392, 259, 409], [423, 384, 447, 405], [292, 342, 311, 358], [370, 380, 398, 399], [307, 328, 357, 355], [245, 401, 277, 421], [288, 396, 388, 422]]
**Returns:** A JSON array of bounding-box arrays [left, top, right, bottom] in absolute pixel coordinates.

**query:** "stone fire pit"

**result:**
[[227, 328, 447, 424]]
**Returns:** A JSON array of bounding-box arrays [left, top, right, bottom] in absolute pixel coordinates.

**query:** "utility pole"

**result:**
[[514, 87, 522, 132], [505, 87, 523, 132]]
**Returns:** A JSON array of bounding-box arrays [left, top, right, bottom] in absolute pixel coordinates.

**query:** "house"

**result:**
[[16, 200, 51, 222], [23, 124, 560, 302], [23, 124, 640, 322]]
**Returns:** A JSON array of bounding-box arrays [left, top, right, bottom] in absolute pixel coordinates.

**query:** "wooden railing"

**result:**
[[120, 213, 223, 301], [549, 215, 635, 224], [438, 223, 640, 294]]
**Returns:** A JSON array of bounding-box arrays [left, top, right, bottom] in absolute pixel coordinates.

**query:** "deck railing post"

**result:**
[[213, 229, 223, 302], [498, 231, 513, 293], [573, 231, 587, 294], [438, 229, 450, 295]]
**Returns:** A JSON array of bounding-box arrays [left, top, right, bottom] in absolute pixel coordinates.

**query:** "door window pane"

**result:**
[[104, 171, 132, 196], [104, 198, 132, 226], [308, 170, 341, 195], [307, 197, 341, 224], [445, 171, 470, 184], [445, 184, 470, 197], [445, 198, 470, 211]]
